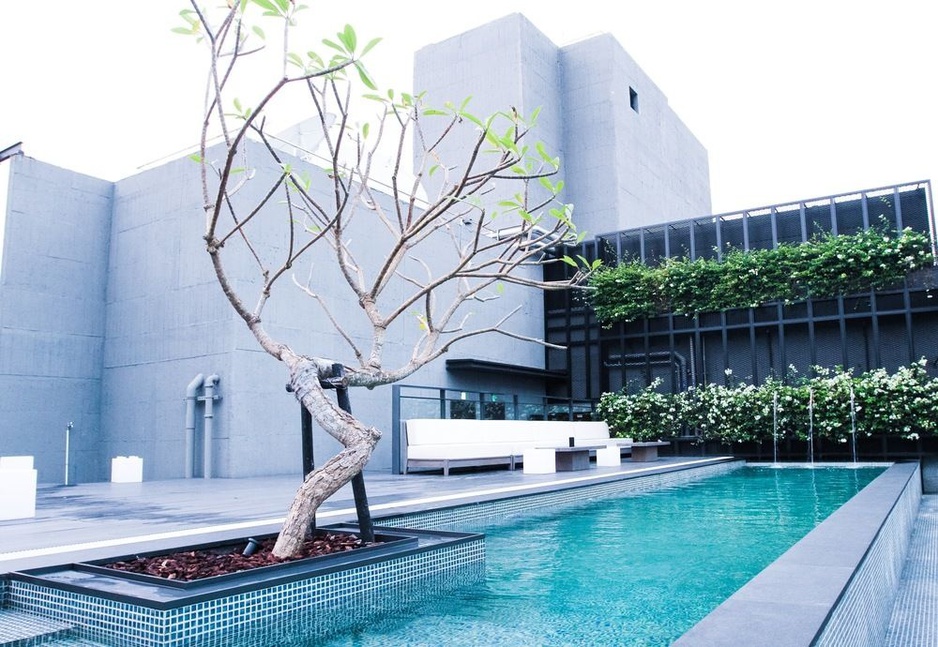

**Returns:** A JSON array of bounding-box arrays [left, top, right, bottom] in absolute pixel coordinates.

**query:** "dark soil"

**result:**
[[103, 533, 375, 581]]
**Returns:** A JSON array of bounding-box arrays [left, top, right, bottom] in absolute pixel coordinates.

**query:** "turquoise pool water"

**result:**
[[322, 466, 883, 646]]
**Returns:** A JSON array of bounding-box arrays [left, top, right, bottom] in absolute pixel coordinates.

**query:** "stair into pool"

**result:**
[[0, 609, 73, 646]]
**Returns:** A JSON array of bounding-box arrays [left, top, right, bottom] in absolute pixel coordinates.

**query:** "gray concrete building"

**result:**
[[0, 14, 710, 483], [415, 14, 711, 235]]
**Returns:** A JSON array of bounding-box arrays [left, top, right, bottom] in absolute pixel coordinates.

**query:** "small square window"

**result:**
[[629, 86, 639, 113]]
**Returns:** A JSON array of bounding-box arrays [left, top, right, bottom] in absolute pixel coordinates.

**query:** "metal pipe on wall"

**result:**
[[184, 374, 204, 478], [202, 374, 219, 479]]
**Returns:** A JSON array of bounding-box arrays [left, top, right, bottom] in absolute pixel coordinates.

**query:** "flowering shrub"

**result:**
[[852, 360, 938, 439], [596, 378, 683, 441], [589, 227, 933, 324], [596, 360, 938, 446], [682, 374, 771, 444]]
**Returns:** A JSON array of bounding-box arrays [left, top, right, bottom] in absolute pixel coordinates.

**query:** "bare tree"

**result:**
[[178, 0, 595, 557]]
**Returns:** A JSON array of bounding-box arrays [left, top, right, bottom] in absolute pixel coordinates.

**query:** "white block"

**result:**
[[596, 445, 622, 467], [523, 448, 556, 474], [111, 456, 143, 483], [0, 463, 38, 520]]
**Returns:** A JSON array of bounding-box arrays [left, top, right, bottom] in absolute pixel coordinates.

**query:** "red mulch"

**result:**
[[103, 533, 375, 581]]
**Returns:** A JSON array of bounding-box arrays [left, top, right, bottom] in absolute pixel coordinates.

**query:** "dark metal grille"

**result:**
[[545, 181, 938, 400]]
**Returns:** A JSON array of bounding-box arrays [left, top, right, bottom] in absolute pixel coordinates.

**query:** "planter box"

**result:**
[[0, 456, 37, 521], [110, 456, 143, 483], [7, 524, 484, 647], [75, 528, 420, 591]]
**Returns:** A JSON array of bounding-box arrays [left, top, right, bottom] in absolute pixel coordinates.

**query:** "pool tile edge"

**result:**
[[674, 461, 920, 647]]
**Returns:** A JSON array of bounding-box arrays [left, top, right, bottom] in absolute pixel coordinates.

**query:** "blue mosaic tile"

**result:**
[[8, 537, 484, 647], [379, 460, 741, 531], [814, 470, 920, 647], [6, 462, 733, 646]]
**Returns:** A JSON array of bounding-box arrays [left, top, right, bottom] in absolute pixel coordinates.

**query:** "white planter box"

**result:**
[[596, 445, 622, 467], [522, 447, 556, 474], [0, 455, 38, 520], [111, 456, 143, 483]]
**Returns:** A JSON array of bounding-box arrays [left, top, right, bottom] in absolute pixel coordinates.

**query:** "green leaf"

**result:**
[[422, 108, 448, 116], [362, 122, 370, 139], [460, 111, 484, 128], [428, 164, 440, 177], [251, 0, 278, 12], [287, 52, 304, 68], [252, 25, 266, 40], [536, 141, 551, 162], [188, 153, 203, 163], [337, 24, 357, 53], [171, 27, 194, 36], [354, 60, 377, 90], [306, 51, 324, 67], [561, 255, 579, 268], [361, 37, 382, 57], [322, 38, 345, 53]]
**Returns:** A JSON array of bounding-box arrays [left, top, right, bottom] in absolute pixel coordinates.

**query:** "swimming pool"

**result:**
[[320, 465, 884, 646]]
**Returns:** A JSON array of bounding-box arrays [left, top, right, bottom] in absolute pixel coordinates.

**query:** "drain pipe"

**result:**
[[184, 374, 204, 478], [202, 374, 220, 479]]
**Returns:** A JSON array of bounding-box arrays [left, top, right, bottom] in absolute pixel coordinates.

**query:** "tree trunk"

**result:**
[[272, 358, 381, 558]]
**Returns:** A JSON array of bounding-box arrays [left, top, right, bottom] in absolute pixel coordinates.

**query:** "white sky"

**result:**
[[1, 0, 935, 215]]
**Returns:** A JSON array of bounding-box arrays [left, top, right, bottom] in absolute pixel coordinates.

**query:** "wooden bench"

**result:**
[[402, 419, 632, 475]]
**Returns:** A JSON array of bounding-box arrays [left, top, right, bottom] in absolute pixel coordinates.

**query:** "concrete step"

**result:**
[[0, 610, 72, 646]]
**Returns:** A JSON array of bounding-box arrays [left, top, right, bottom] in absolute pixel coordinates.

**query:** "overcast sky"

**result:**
[[1, 0, 935, 215]]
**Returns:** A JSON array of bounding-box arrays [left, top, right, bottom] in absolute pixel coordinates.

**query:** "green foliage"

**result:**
[[682, 378, 771, 444], [596, 378, 683, 441], [589, 227, 933, 324], [588, 261, 660, 321], [596, 360, 938, 446]]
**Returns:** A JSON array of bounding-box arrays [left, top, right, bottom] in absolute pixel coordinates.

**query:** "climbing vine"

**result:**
[[589, 226, 933, 324]]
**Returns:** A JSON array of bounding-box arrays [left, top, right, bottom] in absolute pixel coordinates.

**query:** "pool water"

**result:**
[[321, 466, 883, 647]]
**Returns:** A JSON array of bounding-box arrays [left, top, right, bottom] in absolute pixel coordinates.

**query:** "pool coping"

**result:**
[[0, 456, 734, 574], [673, 461, 920, 647], [0, 458, 740, 646]]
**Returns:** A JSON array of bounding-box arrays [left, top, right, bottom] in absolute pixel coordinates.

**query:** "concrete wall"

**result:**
[[560, 34, 712, 235], [99, 154, 235, 480], [414, 13, 564, 212], [0, 155, 112, 483], [415, 14, 712, 240], [95, 138, 552, 480], [0, 13, 714, 482]]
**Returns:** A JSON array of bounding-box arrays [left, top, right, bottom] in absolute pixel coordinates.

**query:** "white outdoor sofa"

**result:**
[[402, 418, 633, 475]]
